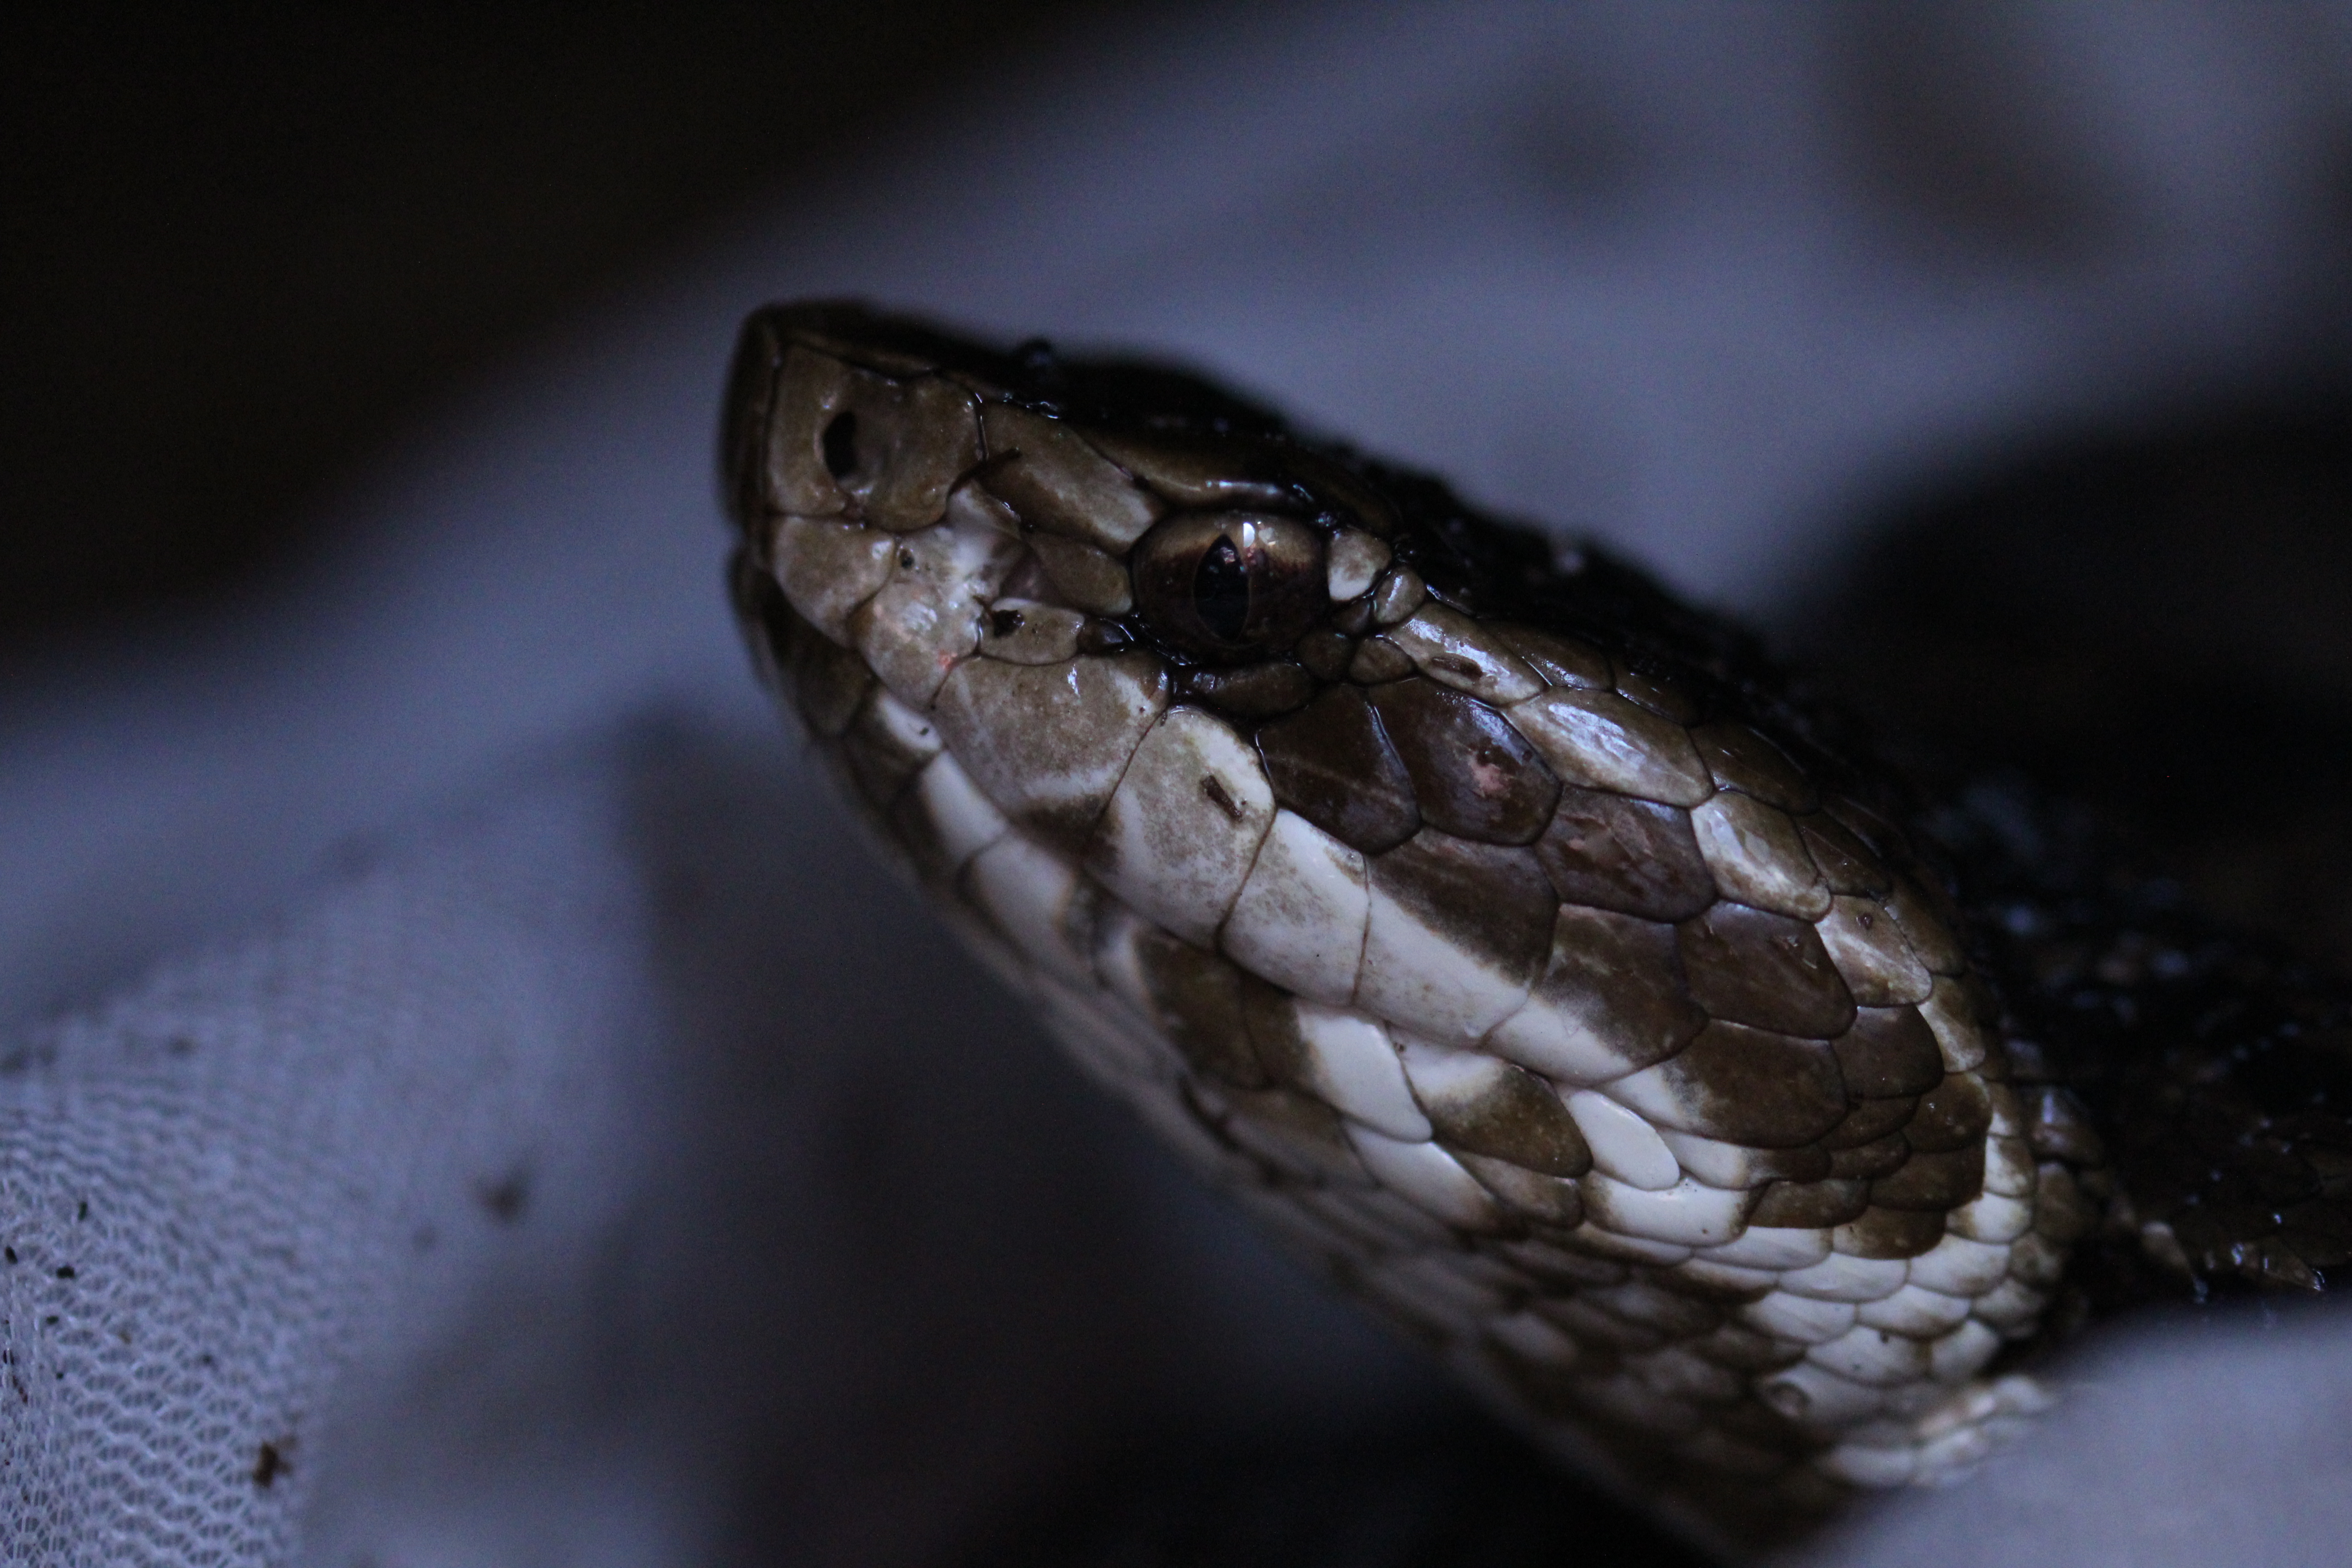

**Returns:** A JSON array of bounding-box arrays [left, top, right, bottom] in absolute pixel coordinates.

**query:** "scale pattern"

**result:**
[[718, 304, 2099, 1542]]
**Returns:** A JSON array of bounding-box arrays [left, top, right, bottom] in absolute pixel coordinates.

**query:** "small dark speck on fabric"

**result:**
[[252, 1441, 289, 1489], [477, 1171, 531, 1223]]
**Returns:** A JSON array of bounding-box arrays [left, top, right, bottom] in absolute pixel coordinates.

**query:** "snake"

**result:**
[[715, 301, 2352, 1552]]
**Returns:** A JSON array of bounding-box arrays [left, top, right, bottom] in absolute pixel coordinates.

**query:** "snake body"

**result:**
[[718, 303, 2351, 1548]]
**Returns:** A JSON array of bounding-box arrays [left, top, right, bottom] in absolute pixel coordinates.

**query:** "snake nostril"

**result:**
[[821, 411, 859, 479]]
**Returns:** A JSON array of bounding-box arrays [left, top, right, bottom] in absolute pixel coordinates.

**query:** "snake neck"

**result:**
[[1922, 774, 2352, 1309]]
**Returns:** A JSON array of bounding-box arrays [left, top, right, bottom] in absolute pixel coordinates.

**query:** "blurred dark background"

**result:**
[[0, 2, 1107, 658]]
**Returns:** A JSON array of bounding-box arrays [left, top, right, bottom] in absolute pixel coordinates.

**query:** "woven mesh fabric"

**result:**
[[1, 738, 663, 1565], [0, 717, 1417, 1568]]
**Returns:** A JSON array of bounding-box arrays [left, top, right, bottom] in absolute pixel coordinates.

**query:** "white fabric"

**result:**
[[5, 5, 2352, 1563]]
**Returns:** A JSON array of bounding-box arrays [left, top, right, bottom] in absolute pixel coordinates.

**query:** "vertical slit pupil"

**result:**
[[1193, 535, 1252, 643], [821, 412, 860, 479]]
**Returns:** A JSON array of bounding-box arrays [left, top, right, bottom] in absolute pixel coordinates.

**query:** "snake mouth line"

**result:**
[[721, 300, 2117, 1546]]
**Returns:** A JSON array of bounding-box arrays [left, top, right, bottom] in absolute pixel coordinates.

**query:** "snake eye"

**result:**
[[1131, 511, 1326, 661]]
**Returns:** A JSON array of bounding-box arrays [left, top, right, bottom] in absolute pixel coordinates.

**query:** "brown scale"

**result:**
[[1254, 686, 1420, 852], [1536, 788, 1716, 922], [715, 302, 2352, 1551], [1363, 678, 1561, 845]]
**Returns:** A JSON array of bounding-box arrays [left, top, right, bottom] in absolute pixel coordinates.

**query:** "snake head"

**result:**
[[720, 301, 2080, 1538]]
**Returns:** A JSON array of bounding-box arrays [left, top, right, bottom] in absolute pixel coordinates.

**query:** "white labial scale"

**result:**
[[1807, 1324, 1932, 1388], [911, 751, 1009, 872], [1218, 808, 1368, 1005], [864, 687, 942, 762], [1929, 1319, 2003, 1382], [1855, 1283, 1975, 1337], [1819, 1443, 1916, 1487], [1904, 1232, 2014, 1297], [1581, 1174, 1753, 1247], [1357, 876, 1537, 1043], [1289, 1005, 1430, 1140], [1777, 1251, 1909, 1303], [964, 833, 1090, 987], [1345, 1126, 1504, 1230], [1703, 1225, 1831, 1271], [1741, 1290, 1857, 1346], [1086, 706, 1274, 946], [1564, 1089, 1681, 1189]]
